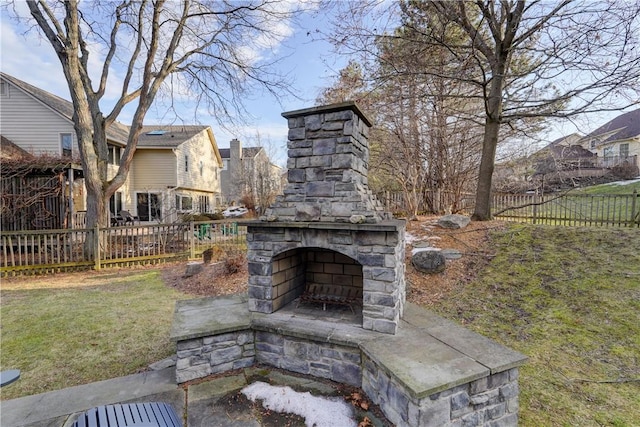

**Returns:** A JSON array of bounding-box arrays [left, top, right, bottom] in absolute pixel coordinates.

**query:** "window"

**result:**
[[60, 133, 73, 157], [108, 145, 121, 165], [603, 146, 614, 159], [0, 81, 7, 96], [109, 192, 123, 218], [198, 195, 210, 213], [199, 160, 204, 177], [137, 193, 161, 221], [620, 143, 629, 158], [185, 155, 189, 172], [175, 195, 193, 212]]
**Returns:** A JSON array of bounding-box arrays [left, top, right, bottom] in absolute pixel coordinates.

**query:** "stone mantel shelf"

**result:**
[[244, 219, 405, 232]]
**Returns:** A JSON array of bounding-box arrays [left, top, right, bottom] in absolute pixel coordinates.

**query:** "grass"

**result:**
[[0, 270, 192, 400], [576, 179, 640, 195], [1, 224, 639, 426], [430, 224, 640, 426]]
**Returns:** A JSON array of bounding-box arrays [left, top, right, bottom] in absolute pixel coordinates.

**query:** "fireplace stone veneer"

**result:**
[[246, 102, 407, 334], [246, 221, 406, 334]]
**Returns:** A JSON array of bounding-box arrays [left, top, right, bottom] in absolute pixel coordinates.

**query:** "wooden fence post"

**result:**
[[93, 224, 101, 270], [632, 190, 639, 227], [190, 221, 196, 259]]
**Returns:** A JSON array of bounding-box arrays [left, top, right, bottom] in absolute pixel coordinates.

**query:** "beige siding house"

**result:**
[[1, 72, 222, 226], [0, 72, 130, 216], [578, 109, 640, 168], [132, 126, 223, 222], [219, 138, 283, 212]]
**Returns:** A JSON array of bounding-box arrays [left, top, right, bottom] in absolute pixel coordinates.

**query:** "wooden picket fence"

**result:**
[[379, 189, 639, 227], [0, 220, 247, 277], [493, 191, 640, 227]]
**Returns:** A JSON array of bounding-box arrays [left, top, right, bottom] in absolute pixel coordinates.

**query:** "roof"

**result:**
[[137, 125, 210, 148], [219, 146, 263, 159], [583, 108, 640, 145], [1, 135, 33, 160], [1, 72, 129, 145]]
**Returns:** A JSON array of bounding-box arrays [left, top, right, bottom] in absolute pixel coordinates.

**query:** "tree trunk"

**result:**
[[472, 118, 500, 220]]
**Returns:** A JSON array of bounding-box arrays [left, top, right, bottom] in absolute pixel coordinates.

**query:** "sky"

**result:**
[[0, 2, 345, 167], [0, 2, 634, 167]]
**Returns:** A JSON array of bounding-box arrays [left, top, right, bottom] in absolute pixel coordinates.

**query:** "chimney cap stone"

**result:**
[[282, 101, 372, 127]]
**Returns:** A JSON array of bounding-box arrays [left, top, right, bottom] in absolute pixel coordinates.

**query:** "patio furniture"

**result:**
[[71, 402, 181, 427], [120, 210, 139, 225], [0, 369, 20, 387]]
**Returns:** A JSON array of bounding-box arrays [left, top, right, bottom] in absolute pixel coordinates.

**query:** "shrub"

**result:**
[[611, 161, 639, 180], [224, 253, 246, 275]]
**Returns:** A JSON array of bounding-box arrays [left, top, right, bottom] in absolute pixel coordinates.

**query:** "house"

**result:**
[[578, 108, 640, 169], [131, 126, 223, 222], [0, 72, 223, 227], [219, 138, 283, 212]]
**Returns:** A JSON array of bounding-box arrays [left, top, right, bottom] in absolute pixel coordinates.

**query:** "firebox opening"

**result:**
[[271, 247, 363, 317]]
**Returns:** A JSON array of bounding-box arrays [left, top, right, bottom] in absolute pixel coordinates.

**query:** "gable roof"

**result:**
[[137, 125, 210, 148], [1, 72, 130, 145], [583, 108, 640, 145]]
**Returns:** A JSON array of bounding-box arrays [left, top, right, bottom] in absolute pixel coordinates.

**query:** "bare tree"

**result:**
[[14, 0, 303, 246], [326, 0, 640, 220]]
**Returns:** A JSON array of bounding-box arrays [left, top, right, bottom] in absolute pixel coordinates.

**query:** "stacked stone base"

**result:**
[[362, 354, 520, 427], [172, 297, 526, 427]]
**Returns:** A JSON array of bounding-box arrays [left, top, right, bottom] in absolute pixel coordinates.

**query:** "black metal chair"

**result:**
[[71, 402, 181, 427], [119, 210, 139, 225]]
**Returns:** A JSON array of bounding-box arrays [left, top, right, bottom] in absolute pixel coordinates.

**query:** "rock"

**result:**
[[412, 250, 446, 274], [349, 214, 366, 224], [183, 261, 203, 278], [441, 249, 463, 260], [438, 214, 471, 229]]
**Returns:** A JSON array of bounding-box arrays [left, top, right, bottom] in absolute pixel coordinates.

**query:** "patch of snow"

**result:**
[[241, 381, 356, 427], [411, 247, 441, 255], [405, 232, 419, 244], [602, 177, 640, 186]]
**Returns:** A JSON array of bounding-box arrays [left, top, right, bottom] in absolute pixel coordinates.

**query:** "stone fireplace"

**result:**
[[171, 102, 526, 427], [246, 102, 406, 334]]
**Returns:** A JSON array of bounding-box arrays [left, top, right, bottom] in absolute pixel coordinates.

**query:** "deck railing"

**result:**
[[1, 220, 247, 276]]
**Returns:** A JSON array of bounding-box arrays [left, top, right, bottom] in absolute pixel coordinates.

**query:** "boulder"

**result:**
[[411, 249, 446, 274], [183, 261, 203, 278], [438, 214, 471, 229]]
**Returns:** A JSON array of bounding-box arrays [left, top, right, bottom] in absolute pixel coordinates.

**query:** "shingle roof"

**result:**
[[137, 125, 209, 148], [1, 72, 129, 145], [584, 108, 640, 144], [1, 135, 32, 160]]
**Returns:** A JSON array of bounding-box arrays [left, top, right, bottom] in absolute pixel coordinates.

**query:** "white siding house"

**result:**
[[1, 72, 223, 226]]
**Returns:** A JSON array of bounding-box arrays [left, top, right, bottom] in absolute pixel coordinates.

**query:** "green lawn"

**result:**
[[576, 179, 640, 195], [429, 224, 640, 426], [0, 270, 192, 400], [1, 224, 639, 426]]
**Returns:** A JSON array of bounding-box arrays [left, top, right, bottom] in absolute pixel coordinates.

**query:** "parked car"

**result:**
[[222, 206, 248, 218]]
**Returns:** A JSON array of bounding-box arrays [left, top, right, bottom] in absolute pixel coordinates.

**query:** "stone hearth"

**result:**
[[171, 295, 528, 427]]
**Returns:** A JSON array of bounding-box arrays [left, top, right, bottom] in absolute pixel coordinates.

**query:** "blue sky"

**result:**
[[0, 3, 344, 166], [0, 3, 632, 166]]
